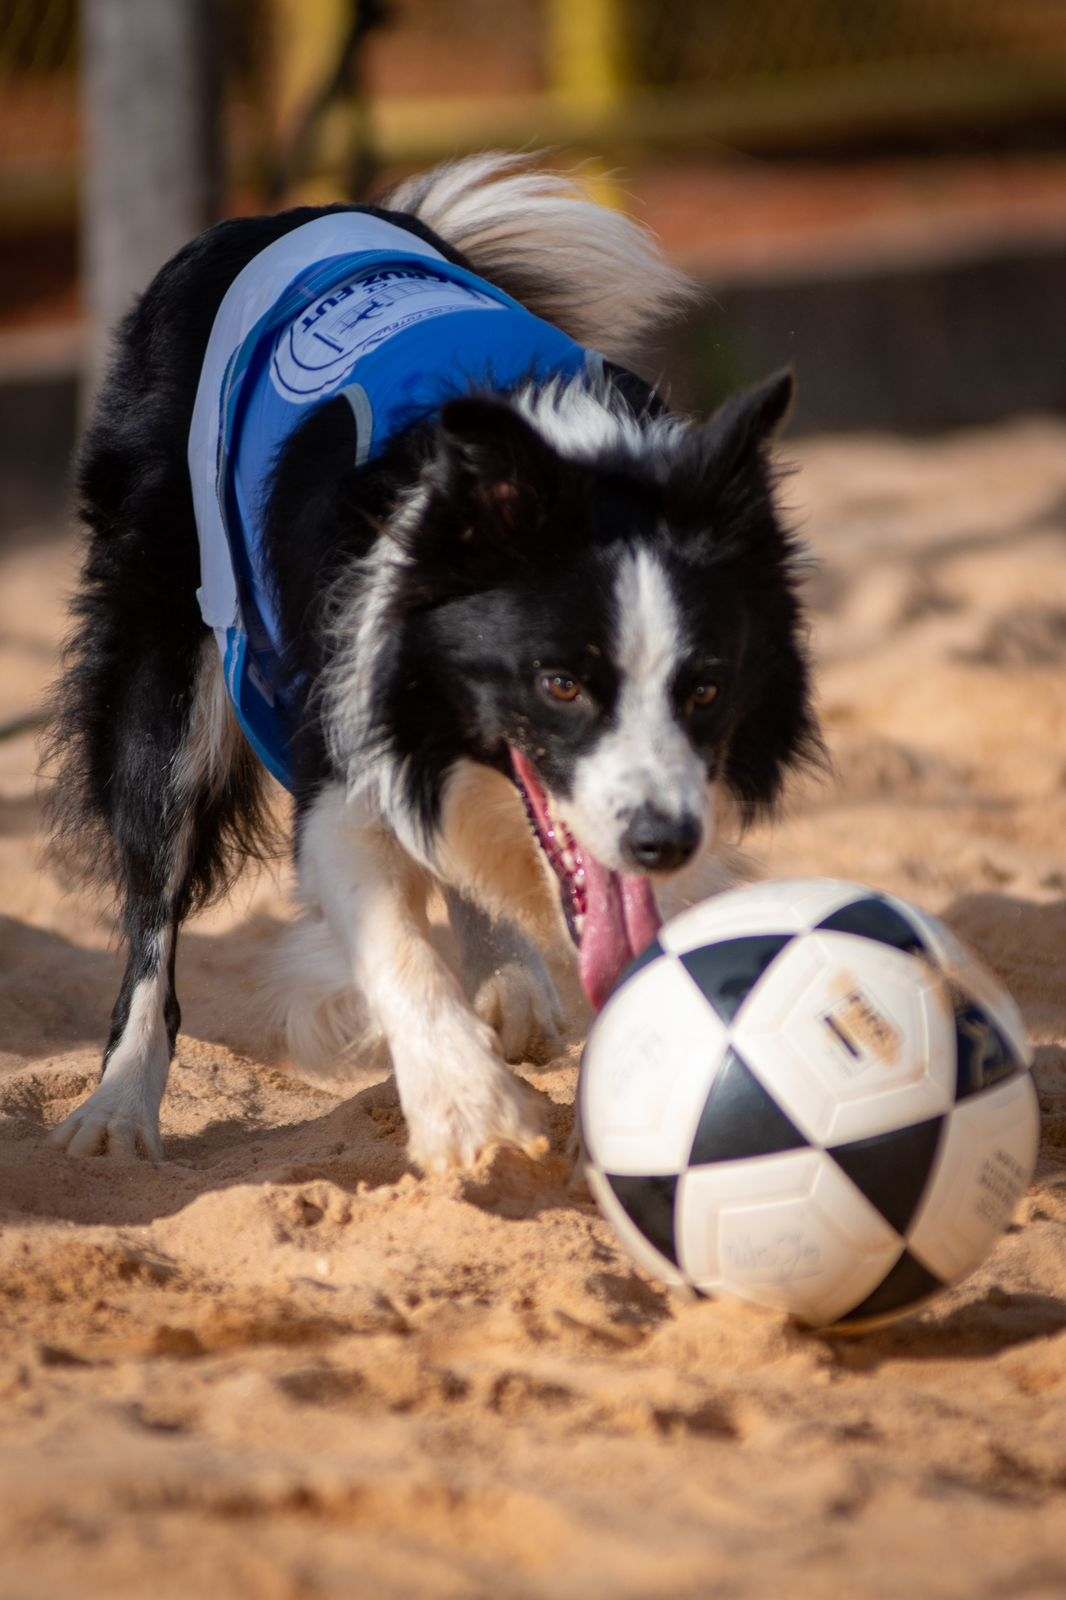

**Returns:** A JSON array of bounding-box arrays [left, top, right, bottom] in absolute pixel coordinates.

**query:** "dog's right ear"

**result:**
[[434, 396, 558, 531]]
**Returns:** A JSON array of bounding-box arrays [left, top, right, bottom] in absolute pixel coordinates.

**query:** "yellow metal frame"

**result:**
[[5, 0, 1066, 231], [306, 63, 1066, 170], [268, 0, 350, 202], [547, 0, 627, 114]]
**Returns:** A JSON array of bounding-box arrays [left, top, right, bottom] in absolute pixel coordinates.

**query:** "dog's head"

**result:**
[[372, 370, 819, 1007]]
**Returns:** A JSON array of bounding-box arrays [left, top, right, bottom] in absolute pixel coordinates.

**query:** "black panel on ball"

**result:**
[[689, 1047, 810, 1165], [834, 1248, 944, 1326], [679, 934, 793, 1023], [828, 1116, 946, 1236], [817, 896, 928, 958], [953, 1002, 1023, 1099], [605, 1173, 680, 1265]]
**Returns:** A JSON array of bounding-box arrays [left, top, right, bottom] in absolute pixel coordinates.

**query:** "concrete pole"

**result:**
[[81, 0, 221, 391]]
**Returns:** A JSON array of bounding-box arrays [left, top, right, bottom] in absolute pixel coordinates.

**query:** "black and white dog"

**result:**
[[46, 154, 817, 1170]]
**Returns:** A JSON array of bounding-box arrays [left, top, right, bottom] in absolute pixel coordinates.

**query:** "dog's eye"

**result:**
[[540, 672, 583, 705], [686, 682, 719, 714]]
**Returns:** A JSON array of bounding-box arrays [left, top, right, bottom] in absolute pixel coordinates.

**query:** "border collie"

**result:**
[[45, 154, 817, 1170]]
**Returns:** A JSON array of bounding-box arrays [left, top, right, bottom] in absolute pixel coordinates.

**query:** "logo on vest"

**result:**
[[270, 265, 502, 401]]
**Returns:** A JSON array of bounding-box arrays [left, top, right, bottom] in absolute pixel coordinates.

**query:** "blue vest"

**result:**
[[188, 212, 594, 792]]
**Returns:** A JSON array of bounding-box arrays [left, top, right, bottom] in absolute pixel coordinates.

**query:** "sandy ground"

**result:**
[[1, 421, 1065, 1599]]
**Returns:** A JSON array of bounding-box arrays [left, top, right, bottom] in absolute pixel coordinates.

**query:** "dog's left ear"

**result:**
[[436, 396, 557, 529], [702, 368, 794, 475], [667, 369, 795, 549], [692, 369, 794, 500]]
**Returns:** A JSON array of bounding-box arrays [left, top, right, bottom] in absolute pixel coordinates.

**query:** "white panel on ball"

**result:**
[[907, 1074, 1040, 1283], [731, 931, 956, 1144], [659, 878, 860, 955], [585, 1165, 687, 1289], [580, 955, 729, 1175], [676, 1150, 901, 1326]]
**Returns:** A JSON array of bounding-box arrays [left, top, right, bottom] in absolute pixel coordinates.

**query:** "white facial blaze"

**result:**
[[560, 548, 713, 871]]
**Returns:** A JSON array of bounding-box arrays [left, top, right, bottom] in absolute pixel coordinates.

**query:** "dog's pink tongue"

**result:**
[[579, 853, 662, 1012]]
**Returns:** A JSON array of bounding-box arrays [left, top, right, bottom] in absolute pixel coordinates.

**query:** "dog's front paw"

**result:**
[[474, 960, 564, 1064], [49, 1080, 164, 1162], [403, 1048, 545, 1174]]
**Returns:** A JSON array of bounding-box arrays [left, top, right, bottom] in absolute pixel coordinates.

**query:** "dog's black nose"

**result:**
[[621, 806, 702, 873]]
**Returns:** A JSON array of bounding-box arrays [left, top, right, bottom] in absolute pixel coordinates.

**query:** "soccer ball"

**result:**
[[579, 879, 1040, 1330]]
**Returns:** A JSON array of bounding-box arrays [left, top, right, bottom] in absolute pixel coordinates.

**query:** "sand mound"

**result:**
[[1, 420, 1065, 1598]]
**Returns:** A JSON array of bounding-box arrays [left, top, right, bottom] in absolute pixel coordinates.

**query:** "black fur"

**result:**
[[44, 201, 463, 897], [263, 373, 819, 849], [44, 189, 818, 1138], [43, 201, 455, 1088]]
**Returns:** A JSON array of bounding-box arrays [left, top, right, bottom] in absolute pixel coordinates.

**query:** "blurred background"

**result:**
[[2, 0, 1066, 532]]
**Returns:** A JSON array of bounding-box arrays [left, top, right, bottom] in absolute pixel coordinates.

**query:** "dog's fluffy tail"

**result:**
[[384, 152, 696, 368]]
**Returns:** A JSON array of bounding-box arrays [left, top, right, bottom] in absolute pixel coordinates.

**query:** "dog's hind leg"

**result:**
[[256, 911, 387, 1074], [444, 890, 564, 1064], [50, 640, 242, 1160]]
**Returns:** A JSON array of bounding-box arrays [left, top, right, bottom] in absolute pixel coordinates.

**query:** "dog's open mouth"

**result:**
[[509, 747, 662, 1011]]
